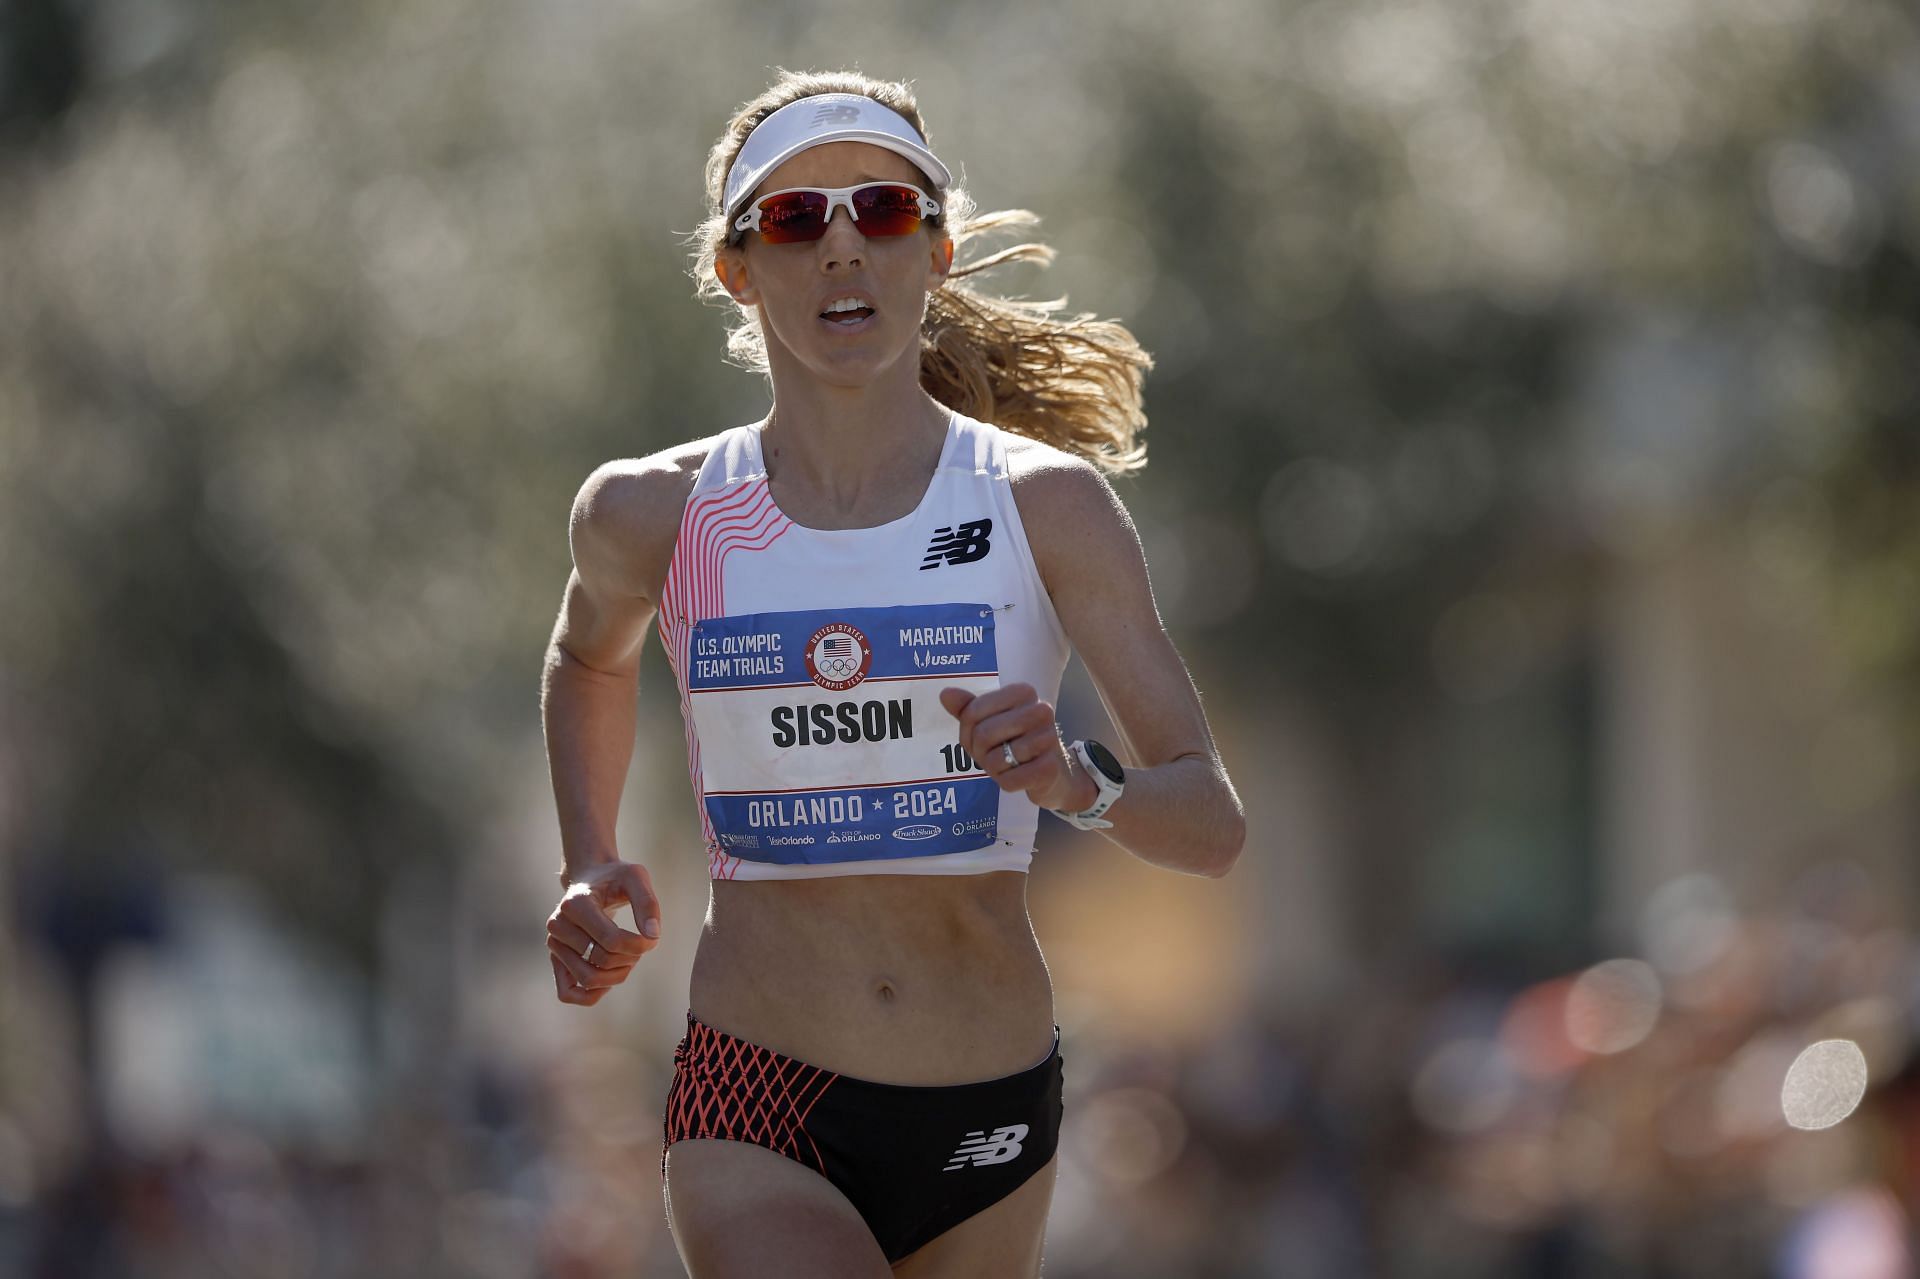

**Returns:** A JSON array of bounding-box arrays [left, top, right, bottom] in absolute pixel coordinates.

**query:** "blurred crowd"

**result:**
[[1042, 862, 1919, 1278]]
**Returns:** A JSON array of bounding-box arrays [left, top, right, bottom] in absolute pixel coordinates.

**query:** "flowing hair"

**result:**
[[687, 68, 1150, 475]]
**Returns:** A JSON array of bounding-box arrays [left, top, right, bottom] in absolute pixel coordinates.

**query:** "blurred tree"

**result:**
[[0, 0, 88, 137], [5, 331, 456, 975], [0, 0, 1913, 978]]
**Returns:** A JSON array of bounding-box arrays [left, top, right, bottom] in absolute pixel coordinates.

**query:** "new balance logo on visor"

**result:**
[[811, 102, 863, 128], [943, 1123, 1029, 1171], [921, 518, 993, 569]]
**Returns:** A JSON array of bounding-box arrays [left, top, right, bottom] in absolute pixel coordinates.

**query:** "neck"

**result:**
[[758, 347, 951, 512]]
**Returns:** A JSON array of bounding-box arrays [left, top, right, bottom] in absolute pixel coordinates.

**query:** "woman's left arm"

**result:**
[[941, 447, 1247, 878]]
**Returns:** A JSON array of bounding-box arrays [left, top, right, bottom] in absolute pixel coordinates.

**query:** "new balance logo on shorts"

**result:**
[[943, 1123, 1029, 1171], [921, 518, 993, 569]]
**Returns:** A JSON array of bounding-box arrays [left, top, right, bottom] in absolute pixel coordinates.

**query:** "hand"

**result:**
[[938, 683, 1095, 813], [546, 859, 663, 1006]]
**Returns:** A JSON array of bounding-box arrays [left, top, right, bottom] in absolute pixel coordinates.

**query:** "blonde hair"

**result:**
[[688, 68, 1150, 475]]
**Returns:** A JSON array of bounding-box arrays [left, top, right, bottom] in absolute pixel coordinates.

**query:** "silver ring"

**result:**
[[1002, 743, 1018, 769], [582, 940, 597, 965]]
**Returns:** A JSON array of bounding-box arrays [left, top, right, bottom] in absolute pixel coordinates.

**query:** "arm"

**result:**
[[943, 448, 1246, 878], [540, 455, 688, 1004]]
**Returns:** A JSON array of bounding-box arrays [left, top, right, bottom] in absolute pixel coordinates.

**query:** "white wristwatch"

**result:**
[[1050, 739, 1126, 830]]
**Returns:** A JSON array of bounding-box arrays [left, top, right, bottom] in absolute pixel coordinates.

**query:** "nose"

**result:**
[[817, 202, 864, 269]]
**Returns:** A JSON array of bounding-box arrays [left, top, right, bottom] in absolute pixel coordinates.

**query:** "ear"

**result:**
[[715, 247, 759, 306], [928, 232, 955, 287]]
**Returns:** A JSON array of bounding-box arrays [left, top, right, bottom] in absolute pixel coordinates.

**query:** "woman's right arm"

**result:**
[[541, 456, 689, 1006]]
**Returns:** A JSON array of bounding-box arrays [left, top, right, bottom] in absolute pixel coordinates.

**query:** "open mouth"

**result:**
[[820, 304, 876, 329]]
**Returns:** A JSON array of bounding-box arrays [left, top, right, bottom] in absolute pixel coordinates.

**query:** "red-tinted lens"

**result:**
[[755, 191, 831, 244], [849, 184, 927, 237]]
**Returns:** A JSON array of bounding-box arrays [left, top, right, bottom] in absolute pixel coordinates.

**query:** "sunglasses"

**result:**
[[731, 181, 942, 246]]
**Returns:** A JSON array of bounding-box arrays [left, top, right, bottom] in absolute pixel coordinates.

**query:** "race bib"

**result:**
[[687, 602, 1001, 864]]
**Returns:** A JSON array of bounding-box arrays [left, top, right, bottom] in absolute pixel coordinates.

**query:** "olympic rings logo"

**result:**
[[803, 622, 873, 691]]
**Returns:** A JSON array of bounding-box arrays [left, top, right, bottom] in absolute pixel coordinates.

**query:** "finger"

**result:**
[[549, 935, 621, 990], [971, 700, 1056, 764], [952, 682, 1035, 756], [557, 897, 651, 958], [579, 862, 661, 937], [939, 687, 975, 719], [989, 727, 1070, 793], [551, 952, 605, 1005], [613, 864, 664, 942], [550, 937, 624, 998], [559, 878, 658, 956], [547, 916, 640, 972]]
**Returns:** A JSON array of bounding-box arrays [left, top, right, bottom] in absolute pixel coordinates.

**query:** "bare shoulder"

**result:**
[[570, 434, 721, 604], [1001, 429, 1164, 654], [1002, 432, 1139, 567]]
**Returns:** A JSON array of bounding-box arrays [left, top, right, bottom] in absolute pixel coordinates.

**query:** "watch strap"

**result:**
[[1051, 738, 1123, 830]]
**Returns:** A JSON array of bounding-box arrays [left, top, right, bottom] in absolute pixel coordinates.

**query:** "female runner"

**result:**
[[539, 69, 1245, 1278]]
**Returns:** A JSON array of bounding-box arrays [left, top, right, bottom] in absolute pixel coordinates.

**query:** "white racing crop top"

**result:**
[[656, 408, 1072, 882]]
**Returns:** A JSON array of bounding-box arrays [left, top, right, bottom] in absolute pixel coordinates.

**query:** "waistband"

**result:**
[[678, 1008, 1061, 1094]]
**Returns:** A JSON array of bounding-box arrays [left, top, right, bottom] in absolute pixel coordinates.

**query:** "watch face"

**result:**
[[1084, 740, 1125, 785]]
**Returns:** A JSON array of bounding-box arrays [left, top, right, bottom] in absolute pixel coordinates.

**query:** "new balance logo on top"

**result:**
[[810, 102, 863, 128], [943, 1123, 1029, 1171], [921, 518, 993, 569]]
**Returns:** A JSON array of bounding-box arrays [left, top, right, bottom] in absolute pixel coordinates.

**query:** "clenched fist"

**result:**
[[939, 682, 1096, 814], [547, 859, 662, 1006]]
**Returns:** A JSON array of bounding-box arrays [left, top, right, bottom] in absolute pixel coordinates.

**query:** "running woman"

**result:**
[[540, 69, 1245, 1278]]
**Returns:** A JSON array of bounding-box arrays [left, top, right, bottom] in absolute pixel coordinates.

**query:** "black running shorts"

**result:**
[[661, 1009, 1066, 1263]]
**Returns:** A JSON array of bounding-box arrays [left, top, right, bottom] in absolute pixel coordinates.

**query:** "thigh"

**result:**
[[664, 1137, 894, 1279], [890, 1150, 1060, 1278]]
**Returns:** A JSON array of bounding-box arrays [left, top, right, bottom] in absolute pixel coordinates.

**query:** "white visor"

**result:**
[[723, 93, 951, 225]]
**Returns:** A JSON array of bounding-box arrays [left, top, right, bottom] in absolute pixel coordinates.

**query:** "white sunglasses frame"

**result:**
[[730, 181, 943, 244]]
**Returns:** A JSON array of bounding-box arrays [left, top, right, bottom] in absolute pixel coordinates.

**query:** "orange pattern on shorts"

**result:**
[[661, 1017, 841, 1178]]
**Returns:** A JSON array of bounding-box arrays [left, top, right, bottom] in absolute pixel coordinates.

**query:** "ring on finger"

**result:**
[[582, 940, 598, 965], [1002, 742, 1019, 769]]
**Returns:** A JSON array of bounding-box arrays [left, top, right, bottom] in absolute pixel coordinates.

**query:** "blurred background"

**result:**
[[3, 0, 1919, 1274]]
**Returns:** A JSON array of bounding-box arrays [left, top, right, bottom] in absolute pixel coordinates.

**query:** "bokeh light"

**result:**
[[1781, 1039, 1871, 1131], [1564, 958, 1663, 1055]]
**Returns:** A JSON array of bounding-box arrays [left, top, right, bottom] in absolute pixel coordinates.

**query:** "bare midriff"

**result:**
[[688, 868, 1057, 1086]]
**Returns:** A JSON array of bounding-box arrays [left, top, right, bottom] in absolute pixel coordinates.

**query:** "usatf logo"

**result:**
[[943, 1123, 1029, 1171], [804, 622, 872, 691], [921, 518, 993, 570], [810, 102, 863, 129]]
